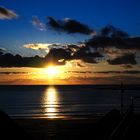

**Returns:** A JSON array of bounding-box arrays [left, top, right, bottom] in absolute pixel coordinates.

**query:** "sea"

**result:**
[[0, 85, 140, 119]]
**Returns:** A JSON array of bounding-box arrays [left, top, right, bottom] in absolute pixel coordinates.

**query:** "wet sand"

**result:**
[[14, 109, 121, 140], [15, 117, 100, 140], [1, 109, 128, 140]]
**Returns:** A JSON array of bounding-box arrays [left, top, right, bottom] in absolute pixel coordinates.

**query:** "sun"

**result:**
[[45, 66, 58, 78], [37, 65, 66, 80]]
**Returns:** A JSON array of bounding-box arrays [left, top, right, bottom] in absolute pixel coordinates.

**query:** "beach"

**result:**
[[14, 117, 99, 140], [14, 109, 140, 140]]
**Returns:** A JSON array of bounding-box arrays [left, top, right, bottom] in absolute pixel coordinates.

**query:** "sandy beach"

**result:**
[[14, 117, 99, 140]]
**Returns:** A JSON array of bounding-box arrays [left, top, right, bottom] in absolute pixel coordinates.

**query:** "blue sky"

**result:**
[[0, 0, 140, 56]]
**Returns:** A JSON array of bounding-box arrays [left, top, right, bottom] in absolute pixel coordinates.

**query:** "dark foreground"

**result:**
[[1, 107, 140, 140]]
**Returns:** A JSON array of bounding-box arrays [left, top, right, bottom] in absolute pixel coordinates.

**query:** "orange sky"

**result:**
[[0, 61, 139, 85]]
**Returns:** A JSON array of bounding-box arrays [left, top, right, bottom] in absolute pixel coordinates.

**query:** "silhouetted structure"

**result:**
[[0, 110, 34, 140], [121, 82, 124, 114]]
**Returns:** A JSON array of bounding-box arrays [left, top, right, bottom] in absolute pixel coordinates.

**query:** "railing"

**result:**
[[131, 96, 140, 113], [107, 104, 133, 140], [104, 96, 134, 140]]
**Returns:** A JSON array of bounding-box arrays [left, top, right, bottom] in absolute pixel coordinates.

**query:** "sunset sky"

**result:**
[[0, 0, 140, 85]]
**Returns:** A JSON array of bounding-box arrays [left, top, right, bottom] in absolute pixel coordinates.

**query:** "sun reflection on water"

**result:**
[[43, 86, 58, 118]]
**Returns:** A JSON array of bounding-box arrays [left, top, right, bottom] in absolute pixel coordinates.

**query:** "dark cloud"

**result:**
[[85, 25, 140, 51], [107, 53, 137, 65], [94, 70, 140, 74], [66, 71, 92, 74], [22, 39, 139, 66], [86, 37, 126, 51], [0, 46, 103, 67], [0, 51, 3, 56], [121, 64, 133, 69], [103, 48, 137, 64], [0, 48, 5, 55], [47, 17, 95, 35], [67, 70, 140, 74], [100, 25, 129, 38], [0, 72, 28, 75], [76, 62, 85, 67], [73, 46, 103, 63], [0, 6, 18, 20], [47, 17, 62, 30], [63, 18, 95, 35], [0, 53, 45, 67], [125, 37, 140, 50], [85, 33, 139, 66], [105, 48, 123, 56], [86, 36, 140, 51], [45, 48, 71, 65], [44, 44, 101, 65], [0, 49, 138, 67]]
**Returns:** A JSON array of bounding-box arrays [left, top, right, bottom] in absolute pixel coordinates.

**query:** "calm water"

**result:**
[[0, 85, 140, 118]]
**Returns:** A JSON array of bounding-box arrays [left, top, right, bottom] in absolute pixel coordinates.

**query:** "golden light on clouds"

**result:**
[[0, 60, 138, 85]]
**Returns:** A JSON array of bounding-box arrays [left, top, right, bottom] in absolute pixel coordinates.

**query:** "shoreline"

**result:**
[[12, 113, 103, 119], [14, 116, 100, 140]]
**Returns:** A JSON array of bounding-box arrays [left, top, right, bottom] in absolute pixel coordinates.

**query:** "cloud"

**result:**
[[0, 48, 6, 55], [23, 42, 103, 65], [47, 17, 61, 30], [86, 36, 140, 51], [23, 38, 139, 66], [94, 70, 140, 74], [0, 6, 18, 20], [31, 16, 46, 31], [99, 25, 129, 38], [65, 44, 80, 52], [47, 17, 96, 35], [107, 53, 137, 65], [0, 53, 45, 67], [104, 47, 135, 61], [0, 45, 102, 67], [0, 49, 138, 68], [67, 70, 140, 74], [23, 43, 52, 52], [1, 13, 140, 68], [125, 37, 140, 50], [85, 25, 140, 51], [23, 43, 65, 50], [84, 29, 140, 66], [0, 47, 72, 67], [45, 48, 71, 65], [76, 62, 85, 67], [66, 71, 92, 74], [23, 43, 66, 55], [121, 64, 133, 69], [73, 46, 103, 63], [0, 72, 29, 75], [104, 48, 122, 59]]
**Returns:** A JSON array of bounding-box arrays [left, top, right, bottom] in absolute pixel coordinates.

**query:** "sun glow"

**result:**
[[46, 66, 58, 75], [45, 66, 59, 79]]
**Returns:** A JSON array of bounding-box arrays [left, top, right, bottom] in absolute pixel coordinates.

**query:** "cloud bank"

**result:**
[[1, 14, 140, 68], [107, 53, 137, 65]]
